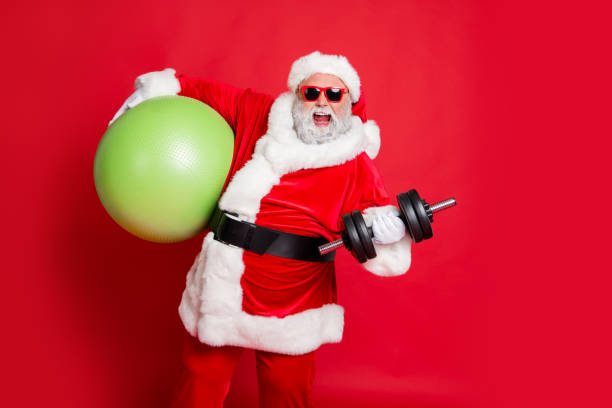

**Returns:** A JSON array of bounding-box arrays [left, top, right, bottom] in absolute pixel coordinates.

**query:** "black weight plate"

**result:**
[[408, 190, 433, 240], [342, 213, 367, 263], [397, 192, 424, 243], [352, 210, 377, 260]]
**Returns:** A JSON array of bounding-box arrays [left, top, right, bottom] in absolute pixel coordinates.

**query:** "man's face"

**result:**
[[292, 73, 353, 144]]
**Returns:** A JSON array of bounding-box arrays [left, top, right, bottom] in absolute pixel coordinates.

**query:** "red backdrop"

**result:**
[[3, 1, 610, 407]]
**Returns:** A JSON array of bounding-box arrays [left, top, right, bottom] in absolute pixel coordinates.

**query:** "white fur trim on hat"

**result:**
[[288, 51, 361, 103]]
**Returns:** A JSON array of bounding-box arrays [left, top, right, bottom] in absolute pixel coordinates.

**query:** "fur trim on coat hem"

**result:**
[[196, 304, 344, 355]]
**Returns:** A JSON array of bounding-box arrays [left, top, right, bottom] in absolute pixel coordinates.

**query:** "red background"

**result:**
[[2, 1, 610, 407]]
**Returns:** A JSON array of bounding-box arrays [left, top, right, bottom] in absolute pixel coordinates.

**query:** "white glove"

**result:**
[[109, 68, 181, 126], [371, 211, 406, 245]]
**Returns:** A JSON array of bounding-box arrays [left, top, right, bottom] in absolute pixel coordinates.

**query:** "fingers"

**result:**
[[109, 69, 178, 127], [371, 215, 385, 242], [125, 90, 144, 109], [372, 213, 406, 245], [109, 99, 130, 126], [386, 214, 406, 235], [373, 215, 392, 244], [108, 89, 143, 127], [135, 68, 178, 93], [135, 71, 154, 89]]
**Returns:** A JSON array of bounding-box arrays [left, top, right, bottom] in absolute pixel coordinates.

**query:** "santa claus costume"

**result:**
[[165, 52, 412, 408]]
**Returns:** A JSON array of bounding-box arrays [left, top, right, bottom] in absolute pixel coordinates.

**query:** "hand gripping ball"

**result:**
[[94, 96, 234, 243]]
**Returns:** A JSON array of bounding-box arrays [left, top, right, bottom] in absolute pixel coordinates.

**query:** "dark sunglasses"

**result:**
[[300, 86, 348, 103]]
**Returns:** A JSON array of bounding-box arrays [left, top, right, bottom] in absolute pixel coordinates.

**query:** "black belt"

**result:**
[[209, 208, 335, 263]]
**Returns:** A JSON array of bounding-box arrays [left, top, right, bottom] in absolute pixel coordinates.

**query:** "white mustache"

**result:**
[[311, 107, 334, 116]]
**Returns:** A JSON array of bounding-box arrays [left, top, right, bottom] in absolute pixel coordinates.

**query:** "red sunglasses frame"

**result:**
[[300, 86, 348, 103]]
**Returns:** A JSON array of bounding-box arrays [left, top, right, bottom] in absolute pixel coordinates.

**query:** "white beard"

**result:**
[[291, 99, 353, 144]]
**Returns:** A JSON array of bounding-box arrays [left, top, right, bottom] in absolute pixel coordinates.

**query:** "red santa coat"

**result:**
[[176, 77, 412, 355]]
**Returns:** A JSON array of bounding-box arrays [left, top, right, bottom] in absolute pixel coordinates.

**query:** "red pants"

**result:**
[[170, 335, 316, 408]]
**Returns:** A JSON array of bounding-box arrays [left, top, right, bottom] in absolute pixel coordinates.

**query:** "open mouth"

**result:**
[[313, 113, 332, 127]]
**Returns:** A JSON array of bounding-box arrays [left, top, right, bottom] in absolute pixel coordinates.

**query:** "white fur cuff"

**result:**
[[362, 205, 412, 277], [363, 235, 412, 277]]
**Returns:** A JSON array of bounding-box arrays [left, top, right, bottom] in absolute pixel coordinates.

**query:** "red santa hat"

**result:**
[[287, 51, 362, 104]]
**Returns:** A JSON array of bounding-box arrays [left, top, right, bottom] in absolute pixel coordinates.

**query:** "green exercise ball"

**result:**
[[94, 95, 234, 243]]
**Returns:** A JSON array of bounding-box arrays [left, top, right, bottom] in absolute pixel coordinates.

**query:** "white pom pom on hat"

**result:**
[[288, 51, 361, 103]]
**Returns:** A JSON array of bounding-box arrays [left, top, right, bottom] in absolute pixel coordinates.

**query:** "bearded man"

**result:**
[[111, 51, 412, 408]]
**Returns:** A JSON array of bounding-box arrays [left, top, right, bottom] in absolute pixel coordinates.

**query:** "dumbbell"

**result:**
[[318, 189, 456, 263]]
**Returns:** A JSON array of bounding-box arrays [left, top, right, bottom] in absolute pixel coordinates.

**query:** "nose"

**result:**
[[315, 95, 328, 107]]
